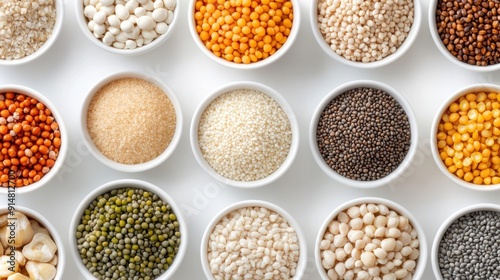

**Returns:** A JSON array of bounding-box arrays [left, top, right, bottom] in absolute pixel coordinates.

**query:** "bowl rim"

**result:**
[[200, 199, 308, 280], [314, 197, 428, 280], [75, 0, 179, 56], [0, 0, 64, 66], [309, 80, 419, 188], [428, 0, 500, 72], [68, 178, 188, 280], [431, 203, 500, 279], [80, 70, 183, 173], [430, 83, 500, 191], [0, 85, 68, 194], [0, 205, 66, 280], [190, 80, 299, 188], [187, 0, 301, 69], [309, 0, 422, 68]]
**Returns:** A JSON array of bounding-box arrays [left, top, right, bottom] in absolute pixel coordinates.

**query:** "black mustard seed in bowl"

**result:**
[[69, 179, 187, 280], [432, 204, 500, 280], [310, 80, 418, 188]]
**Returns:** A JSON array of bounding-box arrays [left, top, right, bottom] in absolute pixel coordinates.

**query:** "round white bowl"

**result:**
[[430, 83, 500, 191], [431, 203, 500, 279], [75, 0, 178, 56], [69, 179, 187, 280], [0, 205, 66, 280], [309, 80, 418, 188], [310, 0, 421, 68], [0, 0, 64, 66], [428, 0, 500, 72], [190, 81, 299, 188], [315, 197, 427, 280], [0, 85, 68, 194], [80, 71, 183, 172], [201, 200, 307, 280], [188, 0, 301, 69]]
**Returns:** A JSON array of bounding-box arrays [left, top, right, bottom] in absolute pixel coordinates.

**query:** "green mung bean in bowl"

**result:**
[[432, 203, 500, 280], [81, 71, 182, 172], [69, 179, 187, 280], [309, 80, 418, 188], [190, 81, 299, 188]]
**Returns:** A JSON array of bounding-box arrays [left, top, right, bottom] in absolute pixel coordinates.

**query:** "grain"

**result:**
[[316, 87, 411, 181], [0, 0, 57, 60], [87, 78, 176, 165], [198, 89, 292, 182]]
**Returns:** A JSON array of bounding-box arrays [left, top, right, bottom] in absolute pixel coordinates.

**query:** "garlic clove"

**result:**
[[21, 233, 57, 263]]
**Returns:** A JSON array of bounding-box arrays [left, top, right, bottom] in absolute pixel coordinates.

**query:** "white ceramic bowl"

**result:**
[[188, 0, 301, 69], [0, 205, 66, 280], [431, 203, 500, 279], [80, 71, 183, 172], [0, 0, 64, 65], [309, 80, 418, 188], [190, 81, 299, 188], [315, 197, 427, 280], [430, 83, 500, 191], [75, 0, 178, 56], [201, 200, 307, 279], [69, 179, 187, 280], [428, 0, 500, 72], [310, 0, 421, 68], [0, 85, 68, 194]]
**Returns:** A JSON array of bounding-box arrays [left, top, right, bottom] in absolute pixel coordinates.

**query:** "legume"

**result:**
[[435, 0, 500, 66], [0, 211, 59, 280], [0, 92, 61, 188], [83, 0, 176, 50], [207, 206, 300, 279], [437, 91, 500, 185], [198, 89, 292, 182], [316, 87, 411, 181], [75, 187, 181, 279], [87, 77, 176, 165], [319, 203, 420, 280], [438, 210, 500, 279], [0, 0, 57, 60], [194, 0, 294, 64], [317, 0, 414, 63]]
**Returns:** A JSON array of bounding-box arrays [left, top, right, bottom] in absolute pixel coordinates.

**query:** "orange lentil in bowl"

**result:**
[[194, 0, 294, 64], [437, 91, 500, 185], [0, 92, 61, 188]]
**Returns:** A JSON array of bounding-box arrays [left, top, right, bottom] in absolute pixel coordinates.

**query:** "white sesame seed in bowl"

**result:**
[[310, 0, 422, 68], [0, 0, 64, 65], [190, 81, 299, 188], [201, 200, 307, 280], [80, 71, 183, 173]]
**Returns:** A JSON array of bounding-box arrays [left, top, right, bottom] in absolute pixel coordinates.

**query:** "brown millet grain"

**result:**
[[87, 78, 176, 165]]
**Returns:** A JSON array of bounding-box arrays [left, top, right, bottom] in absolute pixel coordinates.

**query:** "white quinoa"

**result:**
[[87, 78, 176, 165], [0, 0, 57, 60], [207, 206, 300, 280], [198, 89, 292, 182]]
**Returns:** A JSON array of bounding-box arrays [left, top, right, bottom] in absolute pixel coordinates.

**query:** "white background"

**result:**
[[1, 0, 500, 279]]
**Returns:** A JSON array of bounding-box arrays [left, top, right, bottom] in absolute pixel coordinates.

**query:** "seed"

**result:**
[[198, 89, 292, 182], [87, 78, 177, 165], [316, 87, 411, 181]]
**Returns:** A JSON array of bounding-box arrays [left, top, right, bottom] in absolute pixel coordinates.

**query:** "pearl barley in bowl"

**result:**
[[316, 198, 427, 280], [431, 84, 500, 190], [201, 200, 307, 280], [311, 0, 421, 68], [81, 72, 182, 172], [0, 85, 67, 194], [76, 0, 178, 55], [190, 81, 299, 188], [0, 0, 64, 65], [310, 80, 418, 188], [189, 0, 301, 69]]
